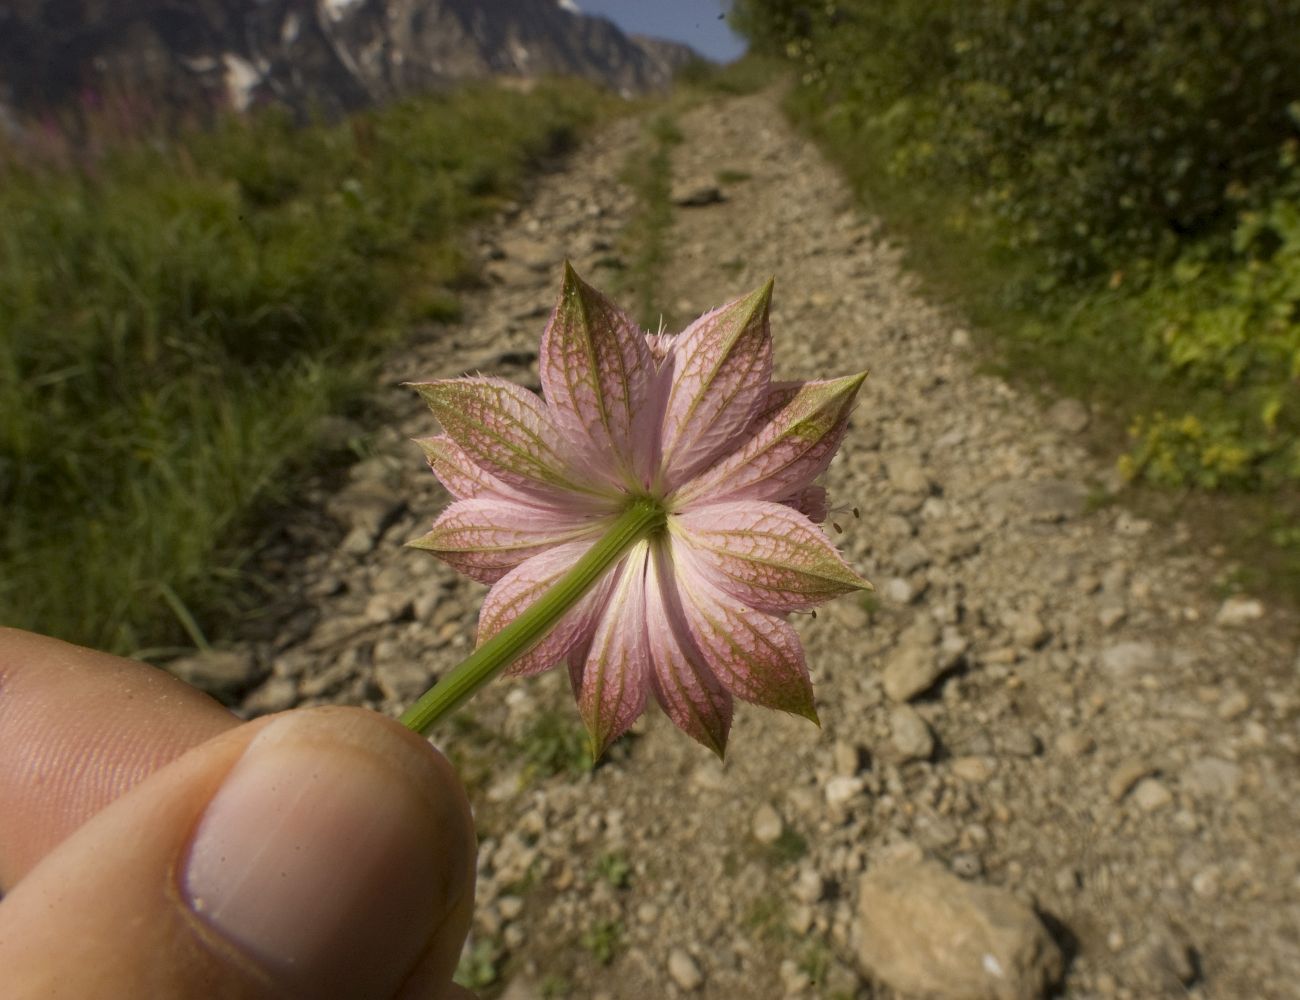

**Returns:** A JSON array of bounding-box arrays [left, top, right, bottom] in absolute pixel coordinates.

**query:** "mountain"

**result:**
[[0, 0, 701, 126]]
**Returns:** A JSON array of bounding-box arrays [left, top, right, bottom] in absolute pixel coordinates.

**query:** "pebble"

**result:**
[[1181, 756, 1242, 799], [1055, 729, 1096, 758], [999, 728, 1041, 758], [667, 948, 704, 991], [1108, 760, 1156, 801], [1047, 397, 1090, 433], [1215, 595, 1264, 626], [855, 857, 1062, 1000], [1132, 778, 1173, 811], [751, 803, 785, 845], [1100, 640, 1158, 677], [167, 649, 263, 700], [825, 775, 865, 809], [951, 756, 995, 784], [1217, 690, 1250, 720], [883, 643, 945, 701], [889, 705, 935, 761]]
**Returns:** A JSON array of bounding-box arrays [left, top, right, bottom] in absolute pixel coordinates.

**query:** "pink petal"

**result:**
[[674, 559, 819, 723], [673, 501, 870, 613], [657, 281, 774, 490], [416, 435, 534, 503], [540, 264, 656, 488], [476, 539, 618, 677], [411, 376, 603, 504], [783, 485, 829, 523], [576, 542, 652, 758], [644, 541, 733, 756], [409, 498, 602, 584], [675, 372, 867, 509]]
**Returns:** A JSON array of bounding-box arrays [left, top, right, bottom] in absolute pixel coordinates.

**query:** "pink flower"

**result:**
[[412, 265, 869, 756]]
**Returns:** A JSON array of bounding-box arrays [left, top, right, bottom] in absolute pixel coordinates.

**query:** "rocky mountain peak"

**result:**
[[0, 0, 700, 126]]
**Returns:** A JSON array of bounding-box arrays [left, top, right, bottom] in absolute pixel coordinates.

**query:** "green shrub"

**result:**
[[737, 0, 1300, 278]]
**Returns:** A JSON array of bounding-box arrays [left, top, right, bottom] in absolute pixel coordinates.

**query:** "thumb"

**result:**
[[0, 707, 476, 1000]]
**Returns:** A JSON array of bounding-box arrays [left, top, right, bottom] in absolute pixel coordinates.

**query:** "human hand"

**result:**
[[0, 628, 477, 999]]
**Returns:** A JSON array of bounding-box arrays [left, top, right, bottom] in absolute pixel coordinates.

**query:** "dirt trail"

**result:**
[[223, 89, 1300, 999]]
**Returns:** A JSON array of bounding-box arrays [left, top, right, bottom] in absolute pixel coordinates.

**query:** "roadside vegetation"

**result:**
[[732, 1, 1300, 597], [0, 81, 614, 653]]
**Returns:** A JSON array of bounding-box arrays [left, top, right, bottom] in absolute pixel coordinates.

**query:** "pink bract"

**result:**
[[412, 265, 870, 757]]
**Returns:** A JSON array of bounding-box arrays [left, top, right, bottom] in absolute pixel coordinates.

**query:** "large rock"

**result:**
[[855, 858, 1063, 1000]]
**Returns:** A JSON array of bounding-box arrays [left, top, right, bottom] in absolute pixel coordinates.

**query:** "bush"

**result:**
[[737, 0, 1300, 278]]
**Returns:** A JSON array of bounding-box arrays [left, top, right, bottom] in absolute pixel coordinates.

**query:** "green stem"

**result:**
[[400, 496, 665, 735]]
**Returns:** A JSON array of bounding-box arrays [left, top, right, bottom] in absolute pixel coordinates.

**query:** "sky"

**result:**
[[570, 1, 748, 63]]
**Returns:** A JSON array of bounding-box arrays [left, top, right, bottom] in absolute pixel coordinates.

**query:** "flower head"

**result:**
[[412, 265, 869, 757]]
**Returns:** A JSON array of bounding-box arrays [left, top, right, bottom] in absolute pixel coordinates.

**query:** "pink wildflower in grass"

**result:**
[[411, 265, 869, 756]]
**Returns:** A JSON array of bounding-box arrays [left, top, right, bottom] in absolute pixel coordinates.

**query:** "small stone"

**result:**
[[999, 728, 1041, 758], [882, 577, 917, 605], [241, 674, 299, 715], [833, 740, 866, 776], [498, 896, 524, 920], [894, 541, 931, 574], [825, 775, 865, 809], [1132, 778, 1173, 811], [1100, 641, 1158, 677], [752, 803, 785, 845], [829, 600, 870, 629], [1055, 730, 1096, 758], [951, 756, 995, 784], [1191, 867, 1220, 899], [889, 705, 935, 762], [889, 459, 932, 495], [1181, 757, 1241, 799], [1108, 760, 1155, 801], [1217, 690, 1250, 720], [1098, 604, 1128, 630], [793, 866, 826, 904], [855, 858, 1062, 1000], [1008, 612, 1049, 650], [779, 959, 812, 995], [883, 643, 945, 701], [1047, 398, 1090, 434], [672, 182, 728, 213], [950, 853, 983, 878], [951, 327, 972, 349], [373, 658, 432, 703], [1215, 596, 1264, 627], [787, 904, 814, 935], [667, 948, 704, 991], [167, 649, 262, 699]]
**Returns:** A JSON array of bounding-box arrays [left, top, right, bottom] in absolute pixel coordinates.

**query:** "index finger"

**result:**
[[0, 627, 238, 889]]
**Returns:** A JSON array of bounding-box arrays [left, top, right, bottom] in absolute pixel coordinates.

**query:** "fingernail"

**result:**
[[183, 713, 459, 997]]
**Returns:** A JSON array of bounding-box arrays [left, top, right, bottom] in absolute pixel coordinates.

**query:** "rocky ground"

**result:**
[[180, 88, 1300, 998]]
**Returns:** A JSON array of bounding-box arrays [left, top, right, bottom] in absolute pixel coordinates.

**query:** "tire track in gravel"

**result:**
[[225, 88, 1300, 999]]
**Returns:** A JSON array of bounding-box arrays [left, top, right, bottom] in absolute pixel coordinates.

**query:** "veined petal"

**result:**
[[409, 498, 602, 584], [675, 372, 867, 508], [675, 562, 819, 724], [673, 500, 871, 613], [783, 484, 829, 523], [416, 434, 535, 503], [476, 539, 618, 677], [541, 263, 655, 487], [578, 541, 652, 758], [411, 376, 596, 503], [657, 281, 774, 490], [645, 540, 733, 757]]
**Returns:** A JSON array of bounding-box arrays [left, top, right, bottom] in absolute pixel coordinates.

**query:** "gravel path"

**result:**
[[205, 89, 1299, 999]]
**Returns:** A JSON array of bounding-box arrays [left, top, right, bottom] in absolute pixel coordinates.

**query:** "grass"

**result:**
[[615, 113, 683, 328], [0, 80, 615, 653]]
